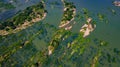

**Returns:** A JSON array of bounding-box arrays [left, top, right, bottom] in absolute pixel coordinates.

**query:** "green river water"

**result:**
[[0, 0, 120, 66]]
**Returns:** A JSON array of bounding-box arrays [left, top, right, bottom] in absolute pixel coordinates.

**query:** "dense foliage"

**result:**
[[0, 1, 15, 12], [0, 1, 46, 31], [60, 0, 76, 25]]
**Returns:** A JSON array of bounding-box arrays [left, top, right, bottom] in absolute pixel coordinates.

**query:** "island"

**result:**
[[0, 0, 120, 67], [80, 17, 96, 37], [0, 0, 47, 35], [0, 0, 15, 12], [59, 0, 76, 29], [48, 29, 71, 55]]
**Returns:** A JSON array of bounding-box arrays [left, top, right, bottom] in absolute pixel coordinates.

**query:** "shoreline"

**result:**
[[0, 13, 47, 35], [80, 17, 96, 37], [59, 0, 76, 28], [0, 1, 47, 36]]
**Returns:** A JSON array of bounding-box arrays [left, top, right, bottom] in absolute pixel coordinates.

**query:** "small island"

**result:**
[[0, 1, 15, 12], [113, 1, 120, 7], [48, 29, 71, 55], [59, 0, 76, 28], [80, 17, 96, 37], [0, 0, 47, 35]]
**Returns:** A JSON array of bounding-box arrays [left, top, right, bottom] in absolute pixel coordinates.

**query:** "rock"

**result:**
[[113, 1, 120, 7], [48, 45, 54, 55], [80, 17, 96, 37]]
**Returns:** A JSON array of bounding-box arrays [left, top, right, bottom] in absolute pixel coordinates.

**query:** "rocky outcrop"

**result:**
[[80, 17, 96, 37]]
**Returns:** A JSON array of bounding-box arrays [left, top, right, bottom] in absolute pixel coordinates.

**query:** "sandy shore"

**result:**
[[59, 0, 76, 29], [0, 13, 47, 35], [59, 9, 76, 28], [65, 25, 72, 30]]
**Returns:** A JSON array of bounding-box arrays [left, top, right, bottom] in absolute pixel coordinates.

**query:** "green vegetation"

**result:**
[[23, 50, 48, 67], [60, 0, 76, 26], [97, 13, 105, 21], [97, 13, 109, 23], [0, 29, 43, 65], [0, 0, 15, 13], [45, 30, 120, 67], [0, 0, 120, 67], [0, 1, 15, 11], [69, 33, 90, 55], [48, 29, 72, 54], [82, 8, 89, 18], [0, 1, 46, 31], [0, 22, 58, 66]]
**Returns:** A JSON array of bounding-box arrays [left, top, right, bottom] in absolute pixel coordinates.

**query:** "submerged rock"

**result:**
[[113, 1, 120, 7]]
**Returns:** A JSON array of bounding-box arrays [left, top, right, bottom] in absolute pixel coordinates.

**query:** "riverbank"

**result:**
[[59, 0, 76, 29], [0, 13, 47, 35], [0, 1, 47, 36]]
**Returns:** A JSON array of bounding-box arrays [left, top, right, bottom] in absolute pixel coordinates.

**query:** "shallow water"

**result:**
[[0, 0, 120, 66], [70, 0, 120, 49]]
